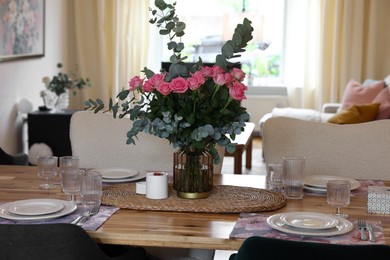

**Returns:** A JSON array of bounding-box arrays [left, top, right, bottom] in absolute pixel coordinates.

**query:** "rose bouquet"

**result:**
[[86, 0, 253, 197]]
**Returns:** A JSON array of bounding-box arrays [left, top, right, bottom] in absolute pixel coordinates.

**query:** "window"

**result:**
[[161, 0, 286, 88]]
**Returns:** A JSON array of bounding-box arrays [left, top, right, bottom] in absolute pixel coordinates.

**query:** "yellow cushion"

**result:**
[[328, 103, 380, 124]]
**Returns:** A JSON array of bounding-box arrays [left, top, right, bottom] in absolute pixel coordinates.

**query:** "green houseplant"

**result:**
[[42, 63, 91, 111], [86, 0, 253, 198]]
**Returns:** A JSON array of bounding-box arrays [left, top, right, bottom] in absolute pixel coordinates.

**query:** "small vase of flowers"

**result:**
[[42, 63, 91, 111], [86, 0, 254, 198]]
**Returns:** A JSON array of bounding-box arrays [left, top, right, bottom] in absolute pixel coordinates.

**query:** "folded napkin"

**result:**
[[0, 205, 119, 231], [230, 213, 385, 245]]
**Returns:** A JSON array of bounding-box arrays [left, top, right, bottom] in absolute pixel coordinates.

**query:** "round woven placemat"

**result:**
[[102, 184, 287, 213]]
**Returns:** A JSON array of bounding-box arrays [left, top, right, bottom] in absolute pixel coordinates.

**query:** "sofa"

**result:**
[[259, 76, 390, 136]]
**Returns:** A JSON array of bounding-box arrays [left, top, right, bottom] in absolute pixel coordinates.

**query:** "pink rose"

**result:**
[[211, 65, 224, 77], [149, 73, 165, 87], [187, 77, 201, 90], [224, 73, 234, 85], [229, 81, 248, 101], [230, 68, 246, 82], [128, 76, 144, 91], [187, 71, 206, 90], [142, 81, 154, 92], [156, 82, 171, 95], [213, 73, 227, 86], [200, 66, 213, 77], [170, 77, 188, 93]]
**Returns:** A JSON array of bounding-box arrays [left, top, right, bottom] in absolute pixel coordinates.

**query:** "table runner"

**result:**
[[229, 213, 385, 245], [102, 184, 287, 213], [0, 205, 119, 231]]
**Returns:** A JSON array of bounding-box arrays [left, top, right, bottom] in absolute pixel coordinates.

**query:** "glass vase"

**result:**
[[173, 148, 213, 199]]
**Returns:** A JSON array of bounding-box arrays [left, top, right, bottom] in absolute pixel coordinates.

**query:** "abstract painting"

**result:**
[[0, 0, 45, 62]]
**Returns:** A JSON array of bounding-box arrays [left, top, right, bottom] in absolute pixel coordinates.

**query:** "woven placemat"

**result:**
[[102, 184, 287, 213]]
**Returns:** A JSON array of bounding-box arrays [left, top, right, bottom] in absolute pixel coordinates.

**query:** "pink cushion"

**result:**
[[372, 87, 390, 119], [341, 79, 385, 110]]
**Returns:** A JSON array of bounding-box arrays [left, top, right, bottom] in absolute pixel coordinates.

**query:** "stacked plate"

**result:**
[[267, 211, 354, 236], [98, 168, 146, 183], [304, 175, 361, 193], [0, 198, 77, 221]]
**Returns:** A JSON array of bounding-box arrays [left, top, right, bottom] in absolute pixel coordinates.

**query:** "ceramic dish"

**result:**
[[279, 212, 339, 230], [7, 199, 64, 216], [303, 185, 327, 194], [102, 171, 147, 183], [304, 175, 361, 190], [98, 168, 138, 179], [267, 213, 354, 237], [0, 200, 77, 221]]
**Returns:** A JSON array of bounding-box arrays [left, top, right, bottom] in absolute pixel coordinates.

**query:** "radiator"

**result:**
[[242, 95, 288, 134]]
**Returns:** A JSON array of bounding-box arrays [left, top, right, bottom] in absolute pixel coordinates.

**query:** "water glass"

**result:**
[[37, 156, 58, 190], [80, 170, 102, 210], [327, 180, 351, 218], [283, 156, 305, 199], [266, 163, 283, 192], [59, 156, 79, 172], [61, 168, 82, 203], [60, 156, 80, 203]]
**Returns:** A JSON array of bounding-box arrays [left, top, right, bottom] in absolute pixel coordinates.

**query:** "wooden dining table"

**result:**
[[0, 165, 389, 250]]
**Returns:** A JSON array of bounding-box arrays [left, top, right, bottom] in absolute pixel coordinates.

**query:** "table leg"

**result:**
[[233, 147, 243, 174], [245, 136, 253, 169]]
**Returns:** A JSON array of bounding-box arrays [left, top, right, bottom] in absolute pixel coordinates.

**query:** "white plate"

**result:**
[[267, 212, 354, 237], [102, 171, 147, 183], [279, 212, 339, 230], [304, 175, 361, 190], [303, 185, 327, 194], [7, 199, 65, 216], [0, 200, 77, 221], [98, 168, 138, 179]]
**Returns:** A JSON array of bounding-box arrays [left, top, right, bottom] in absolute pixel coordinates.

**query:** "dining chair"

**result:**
[[262, 116, 390, 180], [229, 236, 390, 260], [0, 147, 28, 165], [69, 111, 225, 174], [0, 223, 149, 260]]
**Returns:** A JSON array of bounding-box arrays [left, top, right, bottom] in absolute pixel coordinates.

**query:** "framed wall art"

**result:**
[[0, 0, 45, 62]]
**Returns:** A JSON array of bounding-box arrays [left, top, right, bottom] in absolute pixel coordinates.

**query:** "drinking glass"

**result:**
[[283, 156, 305, 199], [266, 163, 283, 192], [60, 156, 80, 203], [37, 156, 58, 190], [80, 170, 102, 210], [61, 168, 82, 203], [327, 180, 351, 218]]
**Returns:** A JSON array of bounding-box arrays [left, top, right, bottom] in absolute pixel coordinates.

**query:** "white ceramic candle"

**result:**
[[136, 181, 146, 195], [146, 172, 168, 199]]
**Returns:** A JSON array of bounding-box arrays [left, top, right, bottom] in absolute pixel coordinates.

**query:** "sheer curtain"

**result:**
[[284, 0, 390, 110], [69, 0, 149, 108]]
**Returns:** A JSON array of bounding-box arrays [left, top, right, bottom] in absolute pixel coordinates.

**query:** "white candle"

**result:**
[[146, 172, 168, 199]]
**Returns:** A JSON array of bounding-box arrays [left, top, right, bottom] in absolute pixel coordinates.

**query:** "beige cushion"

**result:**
[[262, 116, 390, 180], [69, 111, 224, 174]]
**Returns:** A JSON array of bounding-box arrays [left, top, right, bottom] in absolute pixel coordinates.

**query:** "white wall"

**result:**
[[0, 0, 74, 154]]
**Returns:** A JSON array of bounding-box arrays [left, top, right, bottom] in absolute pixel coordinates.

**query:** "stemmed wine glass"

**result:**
[[60, 156, 81, 203], [37, 156, 58, 190], [327, 180, 351, 218]]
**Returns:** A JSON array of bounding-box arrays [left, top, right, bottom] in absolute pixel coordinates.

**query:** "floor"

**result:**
[[221, 136, 266, 176], [214, 137, 265, 260]]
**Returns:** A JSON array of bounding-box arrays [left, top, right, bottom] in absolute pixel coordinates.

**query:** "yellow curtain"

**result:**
[[285, 0, 390, 109], [69, 0, 149, 109]]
